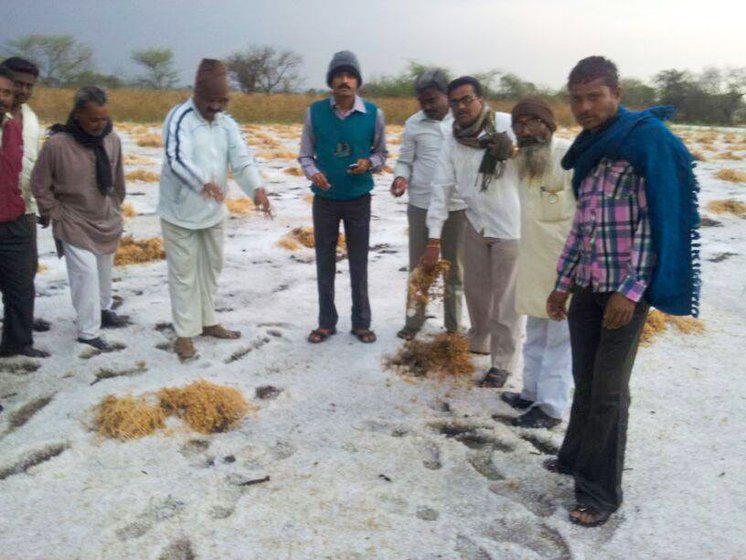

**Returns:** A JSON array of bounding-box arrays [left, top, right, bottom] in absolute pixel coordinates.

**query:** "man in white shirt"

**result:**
[[158, 58, 271, 361], [390, 69, 466, 340], [503, 97, 576, 429], [1, 57, 49, 332], [423, 76, 520, 388]]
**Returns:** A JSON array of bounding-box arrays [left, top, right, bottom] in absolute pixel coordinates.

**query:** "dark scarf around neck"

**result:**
[[453, 105, 513, 191], [50, 113, 113, 196]]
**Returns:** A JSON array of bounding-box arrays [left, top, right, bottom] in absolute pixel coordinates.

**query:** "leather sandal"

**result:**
[[351, 328, 377, 343], [396, 327, 419, 341], [569, 504, 612, 527], [308, 327, 336, 343], [201, 324, 241, 339]]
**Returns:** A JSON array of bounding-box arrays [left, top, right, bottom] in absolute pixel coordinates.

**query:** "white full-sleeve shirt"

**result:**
[[157, 98, 263, 230], [393, 111, 465, 212], [427, 111, 520, 240]]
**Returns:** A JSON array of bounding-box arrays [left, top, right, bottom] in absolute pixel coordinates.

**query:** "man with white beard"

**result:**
[[502, 98, 576, 429]]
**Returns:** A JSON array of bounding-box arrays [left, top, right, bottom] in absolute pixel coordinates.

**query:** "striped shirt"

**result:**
[[555, 158, 654, 302]]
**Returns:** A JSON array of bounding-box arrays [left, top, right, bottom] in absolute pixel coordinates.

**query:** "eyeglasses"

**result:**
[[512, 118, 546, 133], [449, 94, 478, 108]]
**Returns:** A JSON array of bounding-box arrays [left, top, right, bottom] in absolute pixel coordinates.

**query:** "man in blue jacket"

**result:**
[[299, 51, 387, 344]]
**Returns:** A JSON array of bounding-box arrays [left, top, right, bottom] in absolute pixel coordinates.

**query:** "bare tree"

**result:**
[[4, 34, 93, 86], [226, 45, 303, 94], [132, 47, 179, 89]]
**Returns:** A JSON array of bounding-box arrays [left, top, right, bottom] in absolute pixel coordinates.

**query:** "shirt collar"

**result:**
[[329, 95, 366, 114], [415, 109, 453, 124]]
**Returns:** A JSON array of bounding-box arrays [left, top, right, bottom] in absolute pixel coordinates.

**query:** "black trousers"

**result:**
[[312, 194, 371, 331], [0, 215, 36, 352], [558, 286, 649, 513]]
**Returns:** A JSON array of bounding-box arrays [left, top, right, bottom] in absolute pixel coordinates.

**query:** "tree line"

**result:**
[[4, 34, 744, 125]]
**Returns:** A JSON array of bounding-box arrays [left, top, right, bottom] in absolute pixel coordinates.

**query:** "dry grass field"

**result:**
[[32, 87, 576, 127]]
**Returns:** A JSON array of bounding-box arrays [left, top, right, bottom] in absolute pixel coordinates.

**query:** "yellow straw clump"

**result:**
[[115, 236, 166, 266], [387, 333, 475, 378], [715, 168, 746, 183], [157, 381, 253, 434], [278, 226, 346, 251], [407, 260, 451, 313], [135, 134, 163, 148], [95, 395, 167, 440], [121, 202, 136, 218], [225, 197, 255, 216], [283, 167, 304, 176], [706, 199, 746, 217], [125, 169, 160, 182], [640, 310, 705, 346]]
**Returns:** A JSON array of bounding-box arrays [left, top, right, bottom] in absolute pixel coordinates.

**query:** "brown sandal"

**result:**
[[308, 327, 336, 343], [351, 328, 377, 343], [396, 327, 418, 341], [569, 504, 612, 527], [202, 324, 241, 339]]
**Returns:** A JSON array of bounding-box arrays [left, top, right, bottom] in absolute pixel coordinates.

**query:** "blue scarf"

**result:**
[[562, 106, 700, 317]]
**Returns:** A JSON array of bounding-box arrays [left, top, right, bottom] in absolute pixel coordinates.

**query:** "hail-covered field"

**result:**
[[0, 121, 744, 560]]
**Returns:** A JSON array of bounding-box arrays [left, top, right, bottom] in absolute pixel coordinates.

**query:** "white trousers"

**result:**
[[63, 242, 114, 340], [463, 221, 521, 370], [521, 316, 574, 419], [161, 219, 224, 338]]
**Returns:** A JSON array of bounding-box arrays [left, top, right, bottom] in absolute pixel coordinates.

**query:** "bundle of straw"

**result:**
[[406, 260, 450, 317]]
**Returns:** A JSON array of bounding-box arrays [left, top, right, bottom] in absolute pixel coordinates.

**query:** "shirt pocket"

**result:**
[[538, 187, 572, 222], [602, 162, 636, 201]]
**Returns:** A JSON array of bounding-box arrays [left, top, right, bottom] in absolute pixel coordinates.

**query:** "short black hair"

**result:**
[[568, 56, 619, 90], [447, 76, 483, 97], [0, 66, 15, 83], [1, 57, 40, 78]]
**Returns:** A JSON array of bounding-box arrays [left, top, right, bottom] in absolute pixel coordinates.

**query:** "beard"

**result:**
[[515, 140, 551, 182]]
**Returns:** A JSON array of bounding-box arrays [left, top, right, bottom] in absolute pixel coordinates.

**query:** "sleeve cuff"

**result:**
[[617, 275, 647, 302], [555, 275, 573, 293]]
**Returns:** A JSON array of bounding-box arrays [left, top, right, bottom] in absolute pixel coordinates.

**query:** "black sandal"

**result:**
[[351, 328, 377, 343], [569, 504, 612, 528], [308, 327, 336, 343]]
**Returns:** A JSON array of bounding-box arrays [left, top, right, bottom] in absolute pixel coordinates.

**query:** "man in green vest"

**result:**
[[299, 50, 388, 344]]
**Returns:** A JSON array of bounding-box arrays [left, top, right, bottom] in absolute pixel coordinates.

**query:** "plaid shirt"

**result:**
[[555, 158, 654, 302]]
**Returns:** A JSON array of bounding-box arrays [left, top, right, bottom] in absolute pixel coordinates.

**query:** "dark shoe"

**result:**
[[101, 310, 130, 328], [308, 327, 337, 344], [0, 345, 50, 358], [543, 457, 573, 475], [202, 324, 241, 339], [478, 367, 509, 388], [511, 407, 561, 429], [32, 318, 51, 332], [77, 337, 112, 351], [500, 391, 534, 410], [175, 337, 198, 361], [396, 327, 419, 341], [569, 504, 613, 527], [111, 295, 124, 310], [351, 328, 377, 343]]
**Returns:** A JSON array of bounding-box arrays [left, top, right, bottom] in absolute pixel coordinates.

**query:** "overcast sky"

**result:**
[[5, 0, 745, 90]]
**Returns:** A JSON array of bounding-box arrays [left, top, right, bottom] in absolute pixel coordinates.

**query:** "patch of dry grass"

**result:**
[[225, 197, 255, 216], [715, 168, 746, 183], [95, 395, 166, 440], [278, 226, 346, 251], [123, 153, 157, 165], [716, 151, 745, 161], [283, 166, 304, 176], [706, 199, 746, 216], [640, 310, 705, 346], [407, 260, 451, 313], [157, 380, 254, 434], [386, 333, 475, 378], [115, 236, 166, 266], [125, 169, 160, 182], [37, 263, 48, 274], [690, 150, 707, 162], [95, 381, 254, 439], [120, 202, 136, 218], [134, 134, 163, 148]]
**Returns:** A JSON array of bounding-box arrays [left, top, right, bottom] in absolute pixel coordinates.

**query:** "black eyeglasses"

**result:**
[[512, 118, 546, 133], [449, 94, 478, 108]]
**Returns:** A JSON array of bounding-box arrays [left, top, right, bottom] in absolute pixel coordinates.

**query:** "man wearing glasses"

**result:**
[[423, 76, 520, 388], [502, 97, 575, 428]]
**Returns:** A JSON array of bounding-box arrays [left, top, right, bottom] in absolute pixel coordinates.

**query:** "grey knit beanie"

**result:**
[[326, 50, 362, 87], [414, 68, 449, 94]]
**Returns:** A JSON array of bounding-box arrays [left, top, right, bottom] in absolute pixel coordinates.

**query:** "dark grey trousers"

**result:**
[[558, 286, 649, 513], [312, 194, 371, 331], [0, 215, 36, 352]]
